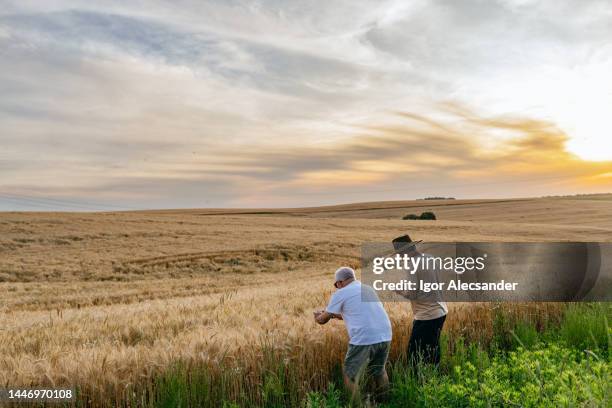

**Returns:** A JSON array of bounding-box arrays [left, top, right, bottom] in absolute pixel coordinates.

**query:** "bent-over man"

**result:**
[[314, 266, 392, 398]]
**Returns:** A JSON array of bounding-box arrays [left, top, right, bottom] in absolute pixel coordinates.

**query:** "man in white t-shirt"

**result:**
[[314, 266, 392, 398]]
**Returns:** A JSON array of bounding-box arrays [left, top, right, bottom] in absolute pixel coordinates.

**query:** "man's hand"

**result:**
[[313, 310, 334, 325]]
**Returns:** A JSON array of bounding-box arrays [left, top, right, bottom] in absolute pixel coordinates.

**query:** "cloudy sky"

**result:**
[[1, 0, 611, 210]]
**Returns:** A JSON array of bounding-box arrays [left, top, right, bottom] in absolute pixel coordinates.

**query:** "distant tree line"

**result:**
[[402, 211, 436, 220], [417, 197, 455, 200]]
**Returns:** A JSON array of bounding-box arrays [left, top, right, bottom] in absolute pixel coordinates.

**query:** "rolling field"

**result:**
[[1, 195, 611, 406]]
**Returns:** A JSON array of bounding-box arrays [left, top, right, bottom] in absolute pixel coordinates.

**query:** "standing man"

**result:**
[[314, 266, 392, 399], [392, 235, 447, 368]]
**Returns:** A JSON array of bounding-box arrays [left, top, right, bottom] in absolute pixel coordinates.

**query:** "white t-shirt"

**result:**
[[326, 280, 392, 346]]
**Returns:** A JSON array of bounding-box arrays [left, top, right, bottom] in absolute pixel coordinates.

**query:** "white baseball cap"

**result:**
[[334, 266, 355, 287]]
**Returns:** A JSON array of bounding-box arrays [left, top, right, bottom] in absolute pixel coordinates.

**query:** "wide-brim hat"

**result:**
[[392, 234, 423, 253]]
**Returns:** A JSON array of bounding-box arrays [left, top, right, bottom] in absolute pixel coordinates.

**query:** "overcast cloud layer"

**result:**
[[1, 0, 611, 210]]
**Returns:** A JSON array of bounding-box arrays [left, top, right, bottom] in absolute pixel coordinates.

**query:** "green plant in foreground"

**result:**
[[415, 344, 610, 407], [303, 343, 611, 408], [303, 383, 342, 408], [558, 303, 611, 356]]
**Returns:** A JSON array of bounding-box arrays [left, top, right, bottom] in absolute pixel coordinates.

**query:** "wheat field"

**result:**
[[1, 195, 611, 406]]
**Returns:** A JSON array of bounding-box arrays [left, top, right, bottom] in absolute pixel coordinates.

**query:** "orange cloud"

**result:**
[[210, 104, 611, 200]]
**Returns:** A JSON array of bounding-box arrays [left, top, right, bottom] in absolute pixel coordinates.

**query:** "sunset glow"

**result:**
[[1, 0, 611, 210]]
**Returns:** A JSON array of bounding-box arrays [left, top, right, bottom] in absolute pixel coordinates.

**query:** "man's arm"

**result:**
[[316, 290, 343, 324]]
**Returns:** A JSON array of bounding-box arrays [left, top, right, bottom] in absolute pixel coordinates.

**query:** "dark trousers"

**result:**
[[408, 315, 446, 368]]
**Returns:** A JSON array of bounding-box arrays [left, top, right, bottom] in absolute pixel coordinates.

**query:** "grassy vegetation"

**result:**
[[304, 303, 611, 408], [382, 343, 608, 407]]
